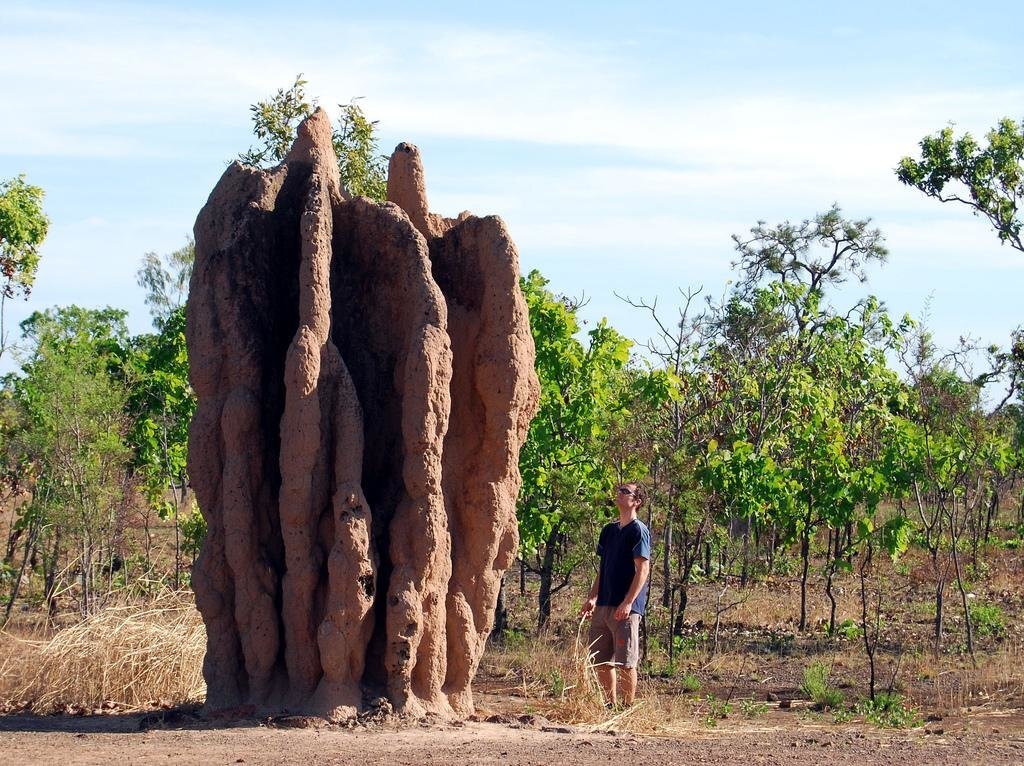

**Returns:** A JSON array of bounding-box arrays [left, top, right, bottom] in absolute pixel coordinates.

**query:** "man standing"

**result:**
[[581, 482, 651, 707]]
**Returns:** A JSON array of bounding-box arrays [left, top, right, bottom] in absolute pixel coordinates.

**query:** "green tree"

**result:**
[[700, 208, 907, 631], [895, 326, 1013, 656], [240, 75, 387, 201], [3, 306, 133, 620], [0, 175, 49, 359], [137, 238, 194, 325], [897, 118, 1024, 253], [126, 306, 195, 586], [517, 270, 635, 630]]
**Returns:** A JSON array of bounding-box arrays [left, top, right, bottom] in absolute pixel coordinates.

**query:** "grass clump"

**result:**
[[0, 591, 204, 713], [800, 660, 844, 711]]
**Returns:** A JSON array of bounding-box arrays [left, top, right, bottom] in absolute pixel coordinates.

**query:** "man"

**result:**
[[580, 481, 651, 707]]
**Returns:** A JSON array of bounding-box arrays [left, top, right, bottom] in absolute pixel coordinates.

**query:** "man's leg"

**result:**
[[596, 663, 617, 706], [618, 665, 637, 705], [588, 607, 616, 706], [613, 613, 641, 706]]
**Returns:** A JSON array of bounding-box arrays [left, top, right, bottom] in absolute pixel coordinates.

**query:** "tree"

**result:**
[[517, 270, 635, 631], [895, 326, 1013, 656], [897, 118, 1024, 253], [3, 306, 133, 620], [700, 208, 906, 631], [137, 238, 194, 325], [0, 175, 49, 359], [126, 306, 194, 587], [240, 75, 387, 201], [619, 288, 716, 645]]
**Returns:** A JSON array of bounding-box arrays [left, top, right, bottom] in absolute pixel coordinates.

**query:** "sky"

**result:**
[[1, 0, 1021, 375]]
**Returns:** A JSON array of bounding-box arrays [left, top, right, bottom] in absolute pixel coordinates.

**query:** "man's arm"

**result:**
[[613, 556, 650, 620], [580, 573, 599, 617], [581, 526, 606, 618]]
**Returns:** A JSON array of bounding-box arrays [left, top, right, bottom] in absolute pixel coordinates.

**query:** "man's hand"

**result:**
[[613, 602, 633, 621], [580, 596, 597, 618]]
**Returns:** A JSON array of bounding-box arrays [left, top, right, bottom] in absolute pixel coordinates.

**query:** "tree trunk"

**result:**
[[798, 524, 811, 632], [490, 574, 508, 643], [2, 519, 38, 628], [536, 526, 560, 632], [661, 513, 673, 607]]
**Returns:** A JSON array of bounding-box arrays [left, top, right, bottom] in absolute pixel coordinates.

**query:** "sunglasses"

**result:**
[[617, 486, 635, 496]]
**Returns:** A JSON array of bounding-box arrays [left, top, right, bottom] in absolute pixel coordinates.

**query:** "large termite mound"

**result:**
[[186, 109, 539, 719]]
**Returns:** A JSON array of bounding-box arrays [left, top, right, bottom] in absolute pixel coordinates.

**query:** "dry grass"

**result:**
[[907, 641, 1024, 714], [0, 591, 205, 713], [481, 618, 705, 734]]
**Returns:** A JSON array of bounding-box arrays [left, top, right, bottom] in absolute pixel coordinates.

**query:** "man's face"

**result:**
[[615, 483, 640, 514]]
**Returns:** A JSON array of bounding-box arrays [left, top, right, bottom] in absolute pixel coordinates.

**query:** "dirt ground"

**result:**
[[1, 710, 1023, 766]]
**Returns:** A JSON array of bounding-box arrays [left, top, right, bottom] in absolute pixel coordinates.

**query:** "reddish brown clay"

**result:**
[[187, 109, 538, 720]]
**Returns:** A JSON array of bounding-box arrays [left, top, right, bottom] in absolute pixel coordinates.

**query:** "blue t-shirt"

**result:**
[[595, 518, 652, 615]]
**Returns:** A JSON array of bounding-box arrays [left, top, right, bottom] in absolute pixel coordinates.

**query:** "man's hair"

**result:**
[[627, 482, 647, 507]]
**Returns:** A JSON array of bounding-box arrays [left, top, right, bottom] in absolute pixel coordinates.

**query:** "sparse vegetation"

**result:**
[[801, 661, 844, 711], [856, 692, 921, 728]]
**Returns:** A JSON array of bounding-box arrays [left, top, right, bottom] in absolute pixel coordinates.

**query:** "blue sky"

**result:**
[[1, 0, 1021, 374]]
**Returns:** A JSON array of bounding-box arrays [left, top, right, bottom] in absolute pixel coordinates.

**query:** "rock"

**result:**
[[188, 109, 539, 720]]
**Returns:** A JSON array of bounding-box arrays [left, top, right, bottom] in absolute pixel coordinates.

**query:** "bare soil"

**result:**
[[1, 709, 1022, 766]]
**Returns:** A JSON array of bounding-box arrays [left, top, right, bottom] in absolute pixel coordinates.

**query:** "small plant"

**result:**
[[835, 618, 861, 641], [831, 708, 853, 724], [547, 668, 566, 698], [678, 672, 701, 692], [969, 602, 1006, 638], [673, 629, 709, 656], [856, 693, 920, 728], [701, 694, 733, 727], [740, 699, 769, 718], [766, 629, 795, 655], [800, 661, 844, 710], [501, 628, 528, 649]]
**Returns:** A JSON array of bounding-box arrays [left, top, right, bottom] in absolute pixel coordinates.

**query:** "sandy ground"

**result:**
[[2, 712, 1023, 766]]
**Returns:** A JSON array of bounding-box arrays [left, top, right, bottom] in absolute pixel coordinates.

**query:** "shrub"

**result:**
[[702, 694, 732, 727], [835, 618, 861, 641], [678, 672, 701, 692], [969, 602, 1006, 638], [857, 693, 920, 728], [801, 661, 844, 710]]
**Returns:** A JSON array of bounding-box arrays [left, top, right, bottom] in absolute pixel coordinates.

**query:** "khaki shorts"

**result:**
[[587, 606, 640, 668]]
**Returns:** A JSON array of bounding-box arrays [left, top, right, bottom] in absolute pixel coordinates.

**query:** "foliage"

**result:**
[[136, 238, 194, 325], [701, 694, 733, 726], [800, 661, 844, 710], [518, 270, 654, 626], [740, 698, 769, 718], [5, 306, 134, 614], [240, 75, 387, 201], [678, 672, 701, 692], [179, 505, 207, 562], [0, 174, 49, 300], [335, 100, 388, 200], [856, 692, 921, 728], [835, 618, 862, 640], [968, 602, 1006, 638], [897, 118, 1024, 252], [239, 75, 316, 168], [126, 306, 193, 510]]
